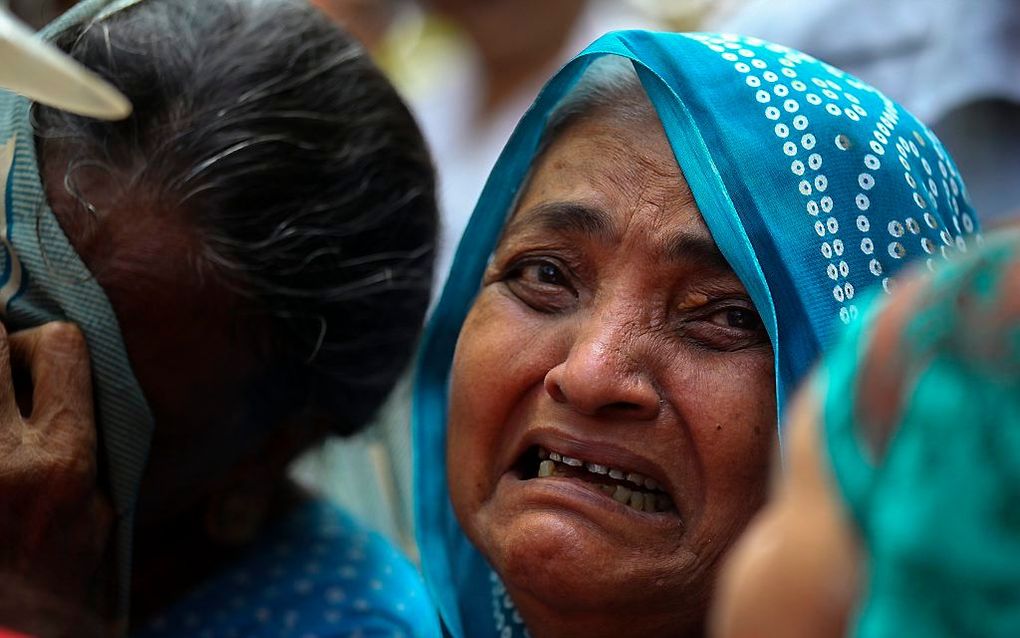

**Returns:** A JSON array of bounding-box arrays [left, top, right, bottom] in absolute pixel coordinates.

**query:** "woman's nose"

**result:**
[[543, 319, 661, 421]]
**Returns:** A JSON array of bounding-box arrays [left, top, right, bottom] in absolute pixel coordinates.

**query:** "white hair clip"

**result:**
[[0, 6, 131, 120]]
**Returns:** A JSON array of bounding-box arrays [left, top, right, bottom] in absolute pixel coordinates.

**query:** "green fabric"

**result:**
[[0, 0, 155, 621], [823, 231, 1020, 637]]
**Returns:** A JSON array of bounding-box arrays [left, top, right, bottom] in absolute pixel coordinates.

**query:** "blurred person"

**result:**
[[412, 0, 652, 288], [0, 571, 107, 638], [308, 0, 402, 49], [718, 0, 1020, 226], [1, 0, 441, 635], [0, 322, 110, 638], [714, 229, 1020, 638], [413, 31, 980, 638]]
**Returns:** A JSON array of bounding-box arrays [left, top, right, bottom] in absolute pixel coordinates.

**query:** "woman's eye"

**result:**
[[503, 259, 577, 312], [681, 302, 768, 351], [717, 307, 762, 331], [531, 262, 566, 285], [514, 260, 572, 287]]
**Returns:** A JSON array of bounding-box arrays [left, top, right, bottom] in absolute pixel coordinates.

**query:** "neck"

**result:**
[[129, 480, 305, 627], [508, 585, 707, 638]]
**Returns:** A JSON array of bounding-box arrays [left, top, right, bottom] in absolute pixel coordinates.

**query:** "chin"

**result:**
[[474, 506, 696, 617], [496, 513, 604, 604], [483, 513, 712, 638]]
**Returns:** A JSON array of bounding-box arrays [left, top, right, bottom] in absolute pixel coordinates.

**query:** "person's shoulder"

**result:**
[[258, 500, 443, 637], [134, 500, 442, 638]]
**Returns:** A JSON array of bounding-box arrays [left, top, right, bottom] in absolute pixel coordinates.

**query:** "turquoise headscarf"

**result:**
[[0, 0, 153, 622], [822, 230, 1020, 637], [412, 30, 981, 637]]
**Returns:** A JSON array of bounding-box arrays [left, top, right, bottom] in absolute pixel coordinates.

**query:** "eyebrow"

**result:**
[[507, 200, 733, 271], [506, 201, 615, 240], [663, 230, 731, 271]]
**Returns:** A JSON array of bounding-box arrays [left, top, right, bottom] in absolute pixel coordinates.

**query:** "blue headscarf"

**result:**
[[413, 30, 980, 637]]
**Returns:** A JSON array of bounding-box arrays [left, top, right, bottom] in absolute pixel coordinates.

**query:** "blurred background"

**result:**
[[6, 0, 1018, 556]]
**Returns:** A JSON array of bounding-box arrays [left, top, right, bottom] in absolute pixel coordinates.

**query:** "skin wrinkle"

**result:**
[[448, 97, 774, 637]]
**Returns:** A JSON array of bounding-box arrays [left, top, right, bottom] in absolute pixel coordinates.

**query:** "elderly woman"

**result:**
[[1, 0, 439, 635], [714, 230, 1020, 638], [413, 31, 981, 637]]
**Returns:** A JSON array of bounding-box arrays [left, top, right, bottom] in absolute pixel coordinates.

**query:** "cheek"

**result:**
[[446, 323, 499, 507], [673, 350, 775, 524], [678, 348, 775, 437], [446, 294, 560, 511]]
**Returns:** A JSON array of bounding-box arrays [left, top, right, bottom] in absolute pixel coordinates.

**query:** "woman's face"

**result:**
[[447, 107, 776, 635]]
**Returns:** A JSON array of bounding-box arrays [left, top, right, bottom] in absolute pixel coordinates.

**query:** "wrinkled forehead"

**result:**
[[504, 56, 707, 248], [505, 113, 719, 273]]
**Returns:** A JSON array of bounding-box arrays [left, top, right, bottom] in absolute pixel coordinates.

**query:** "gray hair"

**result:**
[[536, 54, 656, 158], [33, 0, 438, 434]]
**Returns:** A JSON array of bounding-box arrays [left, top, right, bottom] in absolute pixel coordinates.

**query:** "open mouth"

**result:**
[[515, 446, 676, 515]]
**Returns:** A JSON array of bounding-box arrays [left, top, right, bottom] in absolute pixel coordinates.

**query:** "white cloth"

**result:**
[[411, 0, 653, 293]]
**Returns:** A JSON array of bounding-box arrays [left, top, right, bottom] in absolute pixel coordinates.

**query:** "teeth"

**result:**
[[643, 493, 656, 512], [538, 460, 555, 478], [533, 448, 673, 514], [561, 456, 583, 467]]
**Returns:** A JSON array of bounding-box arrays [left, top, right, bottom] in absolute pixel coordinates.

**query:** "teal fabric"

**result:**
[[412, 30, 982, 637], [0, 0, 155, 620], [823, 231, 1020, 637]]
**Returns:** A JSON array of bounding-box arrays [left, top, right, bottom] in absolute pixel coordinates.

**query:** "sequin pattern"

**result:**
[[688, 33, 979, 326]]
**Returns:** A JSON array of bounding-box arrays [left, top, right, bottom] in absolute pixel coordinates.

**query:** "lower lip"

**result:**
[[494, 471, 684, 533]]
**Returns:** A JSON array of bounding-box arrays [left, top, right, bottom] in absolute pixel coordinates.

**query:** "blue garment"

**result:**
[[411, 30, 981, 637], [134, 501, 441, 638]]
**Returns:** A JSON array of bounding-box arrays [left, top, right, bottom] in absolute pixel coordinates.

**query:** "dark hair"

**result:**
[[33, 0, 438, 435], [511, 56, 657, 219]]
